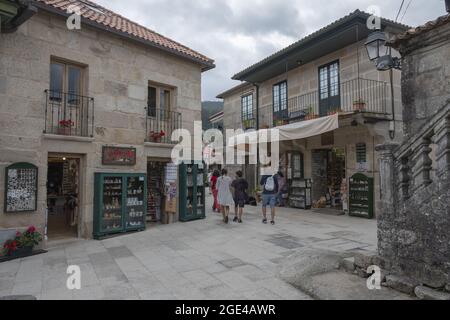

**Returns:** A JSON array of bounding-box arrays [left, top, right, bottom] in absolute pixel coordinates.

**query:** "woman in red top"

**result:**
[[210, 170, 220, 212]]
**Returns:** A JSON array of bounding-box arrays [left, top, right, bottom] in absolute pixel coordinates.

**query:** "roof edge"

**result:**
[[216, 82, 253, 99], [32, 1, 215, 72], [232, 9, 410, 81]]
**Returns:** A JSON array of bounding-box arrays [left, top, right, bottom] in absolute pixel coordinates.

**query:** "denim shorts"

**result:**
[[262, 194, 276, 209]]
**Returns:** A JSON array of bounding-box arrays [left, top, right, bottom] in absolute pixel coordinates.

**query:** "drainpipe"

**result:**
[[389, 68, 396, 140], [250, 82, 260, 187]]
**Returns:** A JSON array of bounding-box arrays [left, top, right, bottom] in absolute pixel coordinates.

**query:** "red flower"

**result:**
[[16, 231, 22, 237], [27, 226, 36, 233]]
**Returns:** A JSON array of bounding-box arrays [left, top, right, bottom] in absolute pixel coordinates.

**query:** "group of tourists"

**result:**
[[209, 168, 286, 225]]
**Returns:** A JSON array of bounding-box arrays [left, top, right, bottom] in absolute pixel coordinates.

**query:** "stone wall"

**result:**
[[377, 17, 450, 289], [0, 11, 205, 238], [396, 22, 450, 138]]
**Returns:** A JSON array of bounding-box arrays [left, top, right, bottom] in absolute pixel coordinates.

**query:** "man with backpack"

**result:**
[[260, 172, 279, 225]]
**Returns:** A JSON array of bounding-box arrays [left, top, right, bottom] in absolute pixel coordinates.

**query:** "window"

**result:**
[[356, 143, 367, 163], [273, 81, 287, 113], [241, 94, 253, 121], [50, 60, 84, 103], [147, 85, 173, 118]]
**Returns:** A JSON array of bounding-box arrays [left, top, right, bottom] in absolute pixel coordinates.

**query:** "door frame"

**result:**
[[318, 60, 341, 117], [46, 153, 84, 240]]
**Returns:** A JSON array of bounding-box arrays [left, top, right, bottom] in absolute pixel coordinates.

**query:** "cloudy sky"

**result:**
[[94, 0, 445, 101]]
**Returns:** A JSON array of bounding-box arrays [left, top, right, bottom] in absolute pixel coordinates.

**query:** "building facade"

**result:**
[[0, 0, 214, 241], [217, 10, 407, 217]]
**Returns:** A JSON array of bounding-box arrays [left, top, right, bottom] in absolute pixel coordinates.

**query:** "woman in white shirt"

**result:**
[[217, 168, 234, 224]]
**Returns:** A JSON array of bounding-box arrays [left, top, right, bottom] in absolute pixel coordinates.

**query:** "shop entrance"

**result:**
[[311, 148, 346, 210], [47, 156, 80, 239], [147, 159, 176, 224]]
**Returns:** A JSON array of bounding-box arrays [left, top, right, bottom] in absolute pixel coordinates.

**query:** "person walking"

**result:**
[[260, 170, 279, 225], [231, 171, 249, 223], [217, 168, 234, 223], [210, 169, 221, 212], [275, 171, 287, 207]]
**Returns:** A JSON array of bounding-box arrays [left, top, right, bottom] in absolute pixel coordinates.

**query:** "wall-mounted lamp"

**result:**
[[365, 30, 401, 71]]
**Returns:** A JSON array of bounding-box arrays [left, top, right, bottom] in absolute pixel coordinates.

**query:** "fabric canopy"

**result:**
[[228, 113, 339, 146]]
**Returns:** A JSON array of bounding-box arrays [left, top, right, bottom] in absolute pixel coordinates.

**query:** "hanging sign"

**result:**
[[5, 163, 38, 213], [102, 146, 136, 166]]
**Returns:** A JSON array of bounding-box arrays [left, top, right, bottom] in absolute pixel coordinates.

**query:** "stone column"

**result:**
[[375, 143, 399, 260]]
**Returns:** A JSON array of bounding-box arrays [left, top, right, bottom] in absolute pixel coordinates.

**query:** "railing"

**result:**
[[392, 103, 450, 200], [145, 107, 182, 144], [44, 90, 94, 137], [244, 77, 389, 129]]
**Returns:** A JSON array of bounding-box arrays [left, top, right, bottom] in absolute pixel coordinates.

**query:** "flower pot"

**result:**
[[353, 103, 365, 112], [57, 127, 72, 135], [8, 246, 33, 258]]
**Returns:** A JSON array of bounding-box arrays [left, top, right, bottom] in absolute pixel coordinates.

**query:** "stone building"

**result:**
[[0, 0, 214, 241], [217, 10, 407, 217], [377, 12, 450, 290]]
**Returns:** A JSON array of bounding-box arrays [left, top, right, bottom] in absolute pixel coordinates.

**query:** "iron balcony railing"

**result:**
[[44, 90, 94, 137], [243, 77, 389, 129], [145, 107, 182, 144]]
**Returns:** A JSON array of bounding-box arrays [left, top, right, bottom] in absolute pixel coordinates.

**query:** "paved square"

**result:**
[[0, 197, 377, 300]]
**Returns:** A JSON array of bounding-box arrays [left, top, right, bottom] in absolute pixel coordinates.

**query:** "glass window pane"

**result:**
[[329, 63, 339, 97], [148, 87, 156, 117], [68, 66, 81, 104], [50, 63, 64, 100]]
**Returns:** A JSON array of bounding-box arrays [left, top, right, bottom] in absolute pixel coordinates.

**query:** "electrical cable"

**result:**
[[395, 0, 406, 22], [400, 0, 413, 23]]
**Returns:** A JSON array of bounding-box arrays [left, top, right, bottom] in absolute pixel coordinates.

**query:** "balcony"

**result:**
[[44, 90, 94, 137], [145, 108, 182, 144], [248, 78, 389, 129]]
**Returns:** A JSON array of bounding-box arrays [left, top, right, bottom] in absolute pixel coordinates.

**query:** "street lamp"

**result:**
[[365, 30, 401, 140], [365, 30, 401, 71]]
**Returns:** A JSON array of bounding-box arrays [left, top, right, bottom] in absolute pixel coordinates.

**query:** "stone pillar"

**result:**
[[375, 143, 399, 260]]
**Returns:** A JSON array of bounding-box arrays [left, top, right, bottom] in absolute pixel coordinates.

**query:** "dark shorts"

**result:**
[[234, 198, 245, 208]]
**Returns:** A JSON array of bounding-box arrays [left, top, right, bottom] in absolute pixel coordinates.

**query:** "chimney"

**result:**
[[447, 0, 450, 13]]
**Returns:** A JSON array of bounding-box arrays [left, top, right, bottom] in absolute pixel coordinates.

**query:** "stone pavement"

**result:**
[[0, 197, 378, 300]]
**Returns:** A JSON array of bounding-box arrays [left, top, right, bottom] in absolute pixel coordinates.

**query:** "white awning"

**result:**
[[228, 113, 339, 146]]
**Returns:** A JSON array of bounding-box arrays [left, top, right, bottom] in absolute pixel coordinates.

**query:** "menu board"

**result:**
[[5, 163, 38, 213], [349, 173, 374, 219]]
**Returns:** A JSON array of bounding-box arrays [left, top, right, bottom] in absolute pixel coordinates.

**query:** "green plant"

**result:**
[[2, 226, 42, 255]]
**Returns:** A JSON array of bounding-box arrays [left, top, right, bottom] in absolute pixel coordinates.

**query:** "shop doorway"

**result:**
[[147, 159, 176, 224], [311, 148, 346, 210], [47, 156, 80, 239]]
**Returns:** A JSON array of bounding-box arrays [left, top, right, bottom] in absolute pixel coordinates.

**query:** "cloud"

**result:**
[[93, 0, 445, 100]]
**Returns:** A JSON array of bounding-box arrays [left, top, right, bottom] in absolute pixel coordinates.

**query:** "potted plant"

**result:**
[[304, 106, 314, 120], [58, 119, 74, 135], [327, 108, 342, 116], [2, 226, 42, 258], [353, 99, 366, 112], [242, 119, 252, 130], [149, 130, 166, 143]]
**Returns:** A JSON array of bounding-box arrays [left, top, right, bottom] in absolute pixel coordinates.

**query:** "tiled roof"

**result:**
[[32, 0, 214, 70], [389, 13, 450, 46], [232, 10, 410, 80]]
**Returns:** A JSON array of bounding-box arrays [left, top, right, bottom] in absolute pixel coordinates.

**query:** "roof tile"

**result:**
[[33, 0, 214, 68]]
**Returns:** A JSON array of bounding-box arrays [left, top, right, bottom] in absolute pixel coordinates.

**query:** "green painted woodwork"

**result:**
[[94, 173, 147, 239], [179, 162, 206, 222], [348, 173, 374, 219]]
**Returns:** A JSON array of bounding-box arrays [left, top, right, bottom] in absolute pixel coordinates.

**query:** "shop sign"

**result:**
[[102, 146, 136, 166], [4, 163, 38, 213]]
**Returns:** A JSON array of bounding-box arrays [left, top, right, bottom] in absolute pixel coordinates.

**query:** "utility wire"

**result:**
[[395, 0, 406, 21], [400, 0, 413, 23]]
